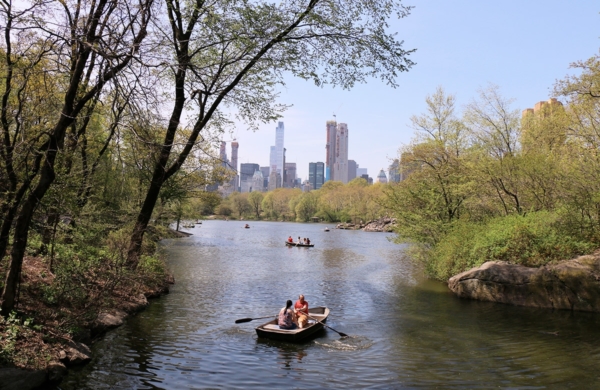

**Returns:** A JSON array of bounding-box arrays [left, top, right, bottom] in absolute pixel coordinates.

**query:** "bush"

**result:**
[[426, 211, 595, 281]]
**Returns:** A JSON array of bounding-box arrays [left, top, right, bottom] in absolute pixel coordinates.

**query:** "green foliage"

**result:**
[[427, 212, 595, 281], [0, 311, 20, 363]]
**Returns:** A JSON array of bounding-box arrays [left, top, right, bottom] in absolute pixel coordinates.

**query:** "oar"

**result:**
[[306, 313, 349, 338], [235, 315, 275, 324]]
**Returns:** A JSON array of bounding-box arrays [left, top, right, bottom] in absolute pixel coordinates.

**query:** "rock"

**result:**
[[122, 294, 149, 313], [47, 361, 67, 382], [166, 274, 175, 284], [64, 341, 92, 366], [58, 350, 67, 361], [363, 217, 397, 232], [0, 367, 46, 390], [91, 309, 128, 336], [66, 347, 91, 365], [448, 255, 600, 311]]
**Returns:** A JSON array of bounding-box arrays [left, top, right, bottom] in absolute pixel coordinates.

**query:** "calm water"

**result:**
[[60, 220, 600, 389]]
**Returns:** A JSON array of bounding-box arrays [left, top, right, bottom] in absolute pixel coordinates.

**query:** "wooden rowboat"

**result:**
[[255, 306, 330, 342], [285, 241, 314, 247]]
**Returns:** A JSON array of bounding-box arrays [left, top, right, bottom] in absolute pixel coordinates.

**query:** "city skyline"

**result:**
[[221, 1, 599, 181]]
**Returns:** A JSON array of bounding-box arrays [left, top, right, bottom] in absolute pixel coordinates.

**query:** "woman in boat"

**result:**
[[278, 300, 297, 330], [287, 236, 294, 243]]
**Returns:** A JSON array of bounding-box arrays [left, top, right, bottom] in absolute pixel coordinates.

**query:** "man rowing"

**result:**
[[294, 294, 309, 329]]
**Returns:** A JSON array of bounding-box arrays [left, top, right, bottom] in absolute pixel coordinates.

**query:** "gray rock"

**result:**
[[362, 217, 396, 232], [66, 347, 91, 365], [448, 255, 600, 311], [90, 309, 128, 337], [0, 367, 46, 390], [63, 341, 92, 366]]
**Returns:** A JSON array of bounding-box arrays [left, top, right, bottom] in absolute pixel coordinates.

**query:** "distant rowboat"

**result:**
[[285, 241, 314, 247]]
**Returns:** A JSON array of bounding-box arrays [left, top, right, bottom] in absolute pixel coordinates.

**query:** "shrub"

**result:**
[[426, 211, 595, 281]]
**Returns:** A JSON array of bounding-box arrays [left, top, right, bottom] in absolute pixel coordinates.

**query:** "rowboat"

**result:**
[[285, 241, 314, 247], [255, 306, 330, 342]]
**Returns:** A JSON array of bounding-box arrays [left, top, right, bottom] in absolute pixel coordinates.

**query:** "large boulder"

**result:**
[[448, 254, 600, 311]]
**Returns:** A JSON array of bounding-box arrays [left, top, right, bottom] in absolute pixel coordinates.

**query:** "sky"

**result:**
[[228, 1, 600, 181]]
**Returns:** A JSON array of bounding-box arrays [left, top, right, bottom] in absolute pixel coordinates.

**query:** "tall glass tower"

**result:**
[[269, 121, 285, 180]]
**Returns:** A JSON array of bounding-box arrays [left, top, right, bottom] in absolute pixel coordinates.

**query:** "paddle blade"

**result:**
[[235, 318, 253, 324]]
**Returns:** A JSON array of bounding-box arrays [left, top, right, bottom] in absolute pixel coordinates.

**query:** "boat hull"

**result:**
[[255, 306, 329, 342], [285, 241, 314, 247]]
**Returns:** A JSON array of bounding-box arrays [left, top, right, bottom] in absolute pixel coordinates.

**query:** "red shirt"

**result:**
[[294, 299, 308, 315]]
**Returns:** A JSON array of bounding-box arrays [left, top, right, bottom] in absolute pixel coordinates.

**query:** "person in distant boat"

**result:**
[[297, 236, 302, 244], [288, 236, 294, 243], [306, 238, 310, 245], [278, 300, 297, 330], [294, 294, 309, 329]]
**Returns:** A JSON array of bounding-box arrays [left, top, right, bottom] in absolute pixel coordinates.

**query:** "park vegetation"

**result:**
[[382, 55, 600, 281], [0, 0, 414, 371], [214, 178, 389, 223]]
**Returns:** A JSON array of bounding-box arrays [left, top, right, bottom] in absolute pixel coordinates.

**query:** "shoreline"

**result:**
[[0, 228, 183, 390]]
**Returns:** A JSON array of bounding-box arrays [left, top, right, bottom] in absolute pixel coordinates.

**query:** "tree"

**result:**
[[126, 0, 415, 266], [248, 191, 264, 219], [0, 0, 154, 315], [230, 192, 251, 219], [384, 88, 472, 245], [464, 85, 524, 216], [294, 192, 319, 222]]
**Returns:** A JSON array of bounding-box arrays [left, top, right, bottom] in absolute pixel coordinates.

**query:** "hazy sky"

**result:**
[[227, 1, 600, 181]]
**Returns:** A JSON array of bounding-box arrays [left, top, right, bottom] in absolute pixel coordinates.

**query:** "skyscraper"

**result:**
[[284, 162, 296, 188], [388, 159, 400, 183], [219, 141, 228, 167], [325, 121, 350, 184], [251, 170, 264, 192], [309, 162, 324, 190], [325, 121, 337, 182], [377, 169, 388, 184], [269, 146, 277, 172], [230, 140, 239, 191], [268, 121, 285, 179], [240, 163, 259, 192], [348, 160, 357, 182], [333, 123, 349, 183], [260, 166, 270, 190]]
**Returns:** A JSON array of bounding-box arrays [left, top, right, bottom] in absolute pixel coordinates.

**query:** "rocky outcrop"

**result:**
[[335, 222, 362, 230], [448, 254, 600, 311], [363, 217, 396, 232]]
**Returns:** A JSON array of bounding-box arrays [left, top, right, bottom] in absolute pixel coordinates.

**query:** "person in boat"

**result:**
[[278, 300, 297, 330], [306, 238, 311, 245], [297, 236, 302, 244], [287, 236, 294, 243], [294, 294, 309, 329]]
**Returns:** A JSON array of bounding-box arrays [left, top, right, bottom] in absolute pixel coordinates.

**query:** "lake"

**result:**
[[59, 220, 600, 389]]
